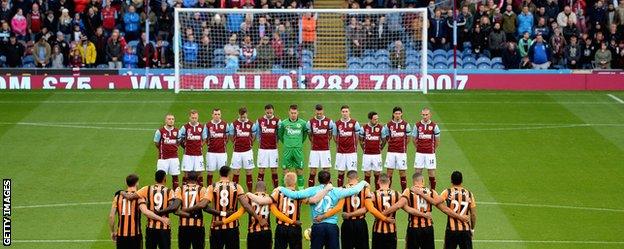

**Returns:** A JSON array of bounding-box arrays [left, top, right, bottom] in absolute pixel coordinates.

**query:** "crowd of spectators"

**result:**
[[0, 0, 622, 69]]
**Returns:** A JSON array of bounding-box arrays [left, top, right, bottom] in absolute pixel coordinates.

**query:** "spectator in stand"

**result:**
[[33, 34, 52, 67], [580, 36, 596, 68], [123, 46, 138, 68], [224, 34, 240, 69], [4, 34, 25, 67], [518, 31, 533, 57], [594, 42, 612, 69], [227, 10, 244, 33], [68, 47, 83, 67], [347, 17, 364, 57], [11, 8, 28, 41], [550, 27, 566, 67], [271, 32, 284, 66], [459, 6, 474, 45], [283, 47, 297, 69], [74, 0, 90, 14], [517, 6, 534, 37], [154, 37, 173, 68], [255, 36, 274, 69], [197, 34, 213, 68], [362, 17, 375, 50], [502, 42, 521, 69], [390, 40, 405, 69], [534, 7, 548, 25], [156, 2, 173, 41], [71, 25, 82, 42], [564, 35, 581, 69], [605, 24, 620, 45], [613, 42, 624, 69], [491, 7, 503, 24], [557, 6, 577, 28], [84, 7, 101, 38], [50, 31, 70, 65], [123, 5, 140, 41], [502, 5, 517, 42], [0, 21, 10, 43], [617, 0, 624, 24], [529, 33, 552, 69], [488, 22, 507, 57], [136, 33, 156, 68], [591, 0, 607, 26], [73, 12, 85, 31], [57, 8, 72, 41], [430, 9, 447, 50], [386, 11, 403, 42], [182, 33, 199, 67], [563, 18, 580, 41], [91, 26, 107, 66], [533, 17, 550, 40], [106, 29, 123, 68], [479, 15, 492, 35], [0, 1, 11, 23], [51, 45, 65, 68], [253, 16, 271, 44], [301, 12, 317, 52], [77, 35, 97, 67], [471, 24, 490, 57], [43, 11, 58, 33], [239, 35, 256, 68], [28, 3, 43, 41], [101, 0, 117, 34]]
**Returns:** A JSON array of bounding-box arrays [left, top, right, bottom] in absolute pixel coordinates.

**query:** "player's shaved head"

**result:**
[[187, 171, 198, 182], [421, 107, 431, 121], [451, 171, 463, 185], [284, 172, 297, 187], [318, 170, 331, 184], [126, 174, 139, 187], [155, 170, 167, 183], [412, 172, 424, 184], [255, 181, 266, 192], [347, 170, 358, 180], [219, 166, 231, 177], [378, 173, 390, 184], [164, 113, 175, 126], [421, 107, 431, 113]]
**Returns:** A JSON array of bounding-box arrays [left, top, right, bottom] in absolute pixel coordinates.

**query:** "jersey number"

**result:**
[[451, 200, 469, 215], [184, 190, 197, 208], [282, 197, 296, 215], [153, 192, 163, 210], [350, 196, 361, 208], [416, 196, 428, 212], [219, 189, 230, 207], [253, 203, 270, 218], [121, 199, 131, 215], [382, 195, 391, 208], [314, 196, 333, 213]]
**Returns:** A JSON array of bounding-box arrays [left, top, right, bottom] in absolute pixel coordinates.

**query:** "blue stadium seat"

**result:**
[[377, 57, 391, 65], [377, 62, 391, 69], [96, 64, 108, 69], [362, 63, 376, 69], [376, 49, 389, 58], [432, 49, 446, 58], [476, 56, 491, 65], [434, 62, 448, 69], [23, 63, 35, 68], [463, 55, 476, 64], [406, 64, 419, 70], [462, 62, 476, 69], [302, 54, 313, 63], [491, 57, 503, 64], [348, 62, 361, 69], [492, 63, 505, 69], [446, 58, 463, 67], [362, 56, 376, 65], [432, 56, 446, 65], [22, 55, 34, 65], [462, 42, 472, 50], [127, 40, 139, 49], [406, 61, 418, 68], [363, 49, 375, 58], [272, 64, 282, 69], [446, 50, 455, 58], [406, 49, 418, 58], [347, 57, 361, 65], [477, 62, 491, 69], [302, 49, 313, 57]]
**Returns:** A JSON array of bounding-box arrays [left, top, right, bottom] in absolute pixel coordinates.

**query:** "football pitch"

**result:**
[[2, 90, 624, 249]]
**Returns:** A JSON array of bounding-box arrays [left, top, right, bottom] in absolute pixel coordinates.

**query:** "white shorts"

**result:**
[[257, 149, 278, 168], [385, 152, 407, 170], [231, 150, 255, 170], [157, 158, 181, 175], [309, 150, 332, 168], [362, 154, 382, 172], [182, 155, 205, 172], [206, 152, 228, 172], [415, 152, 437, 169], [335, 153, 357, 171]]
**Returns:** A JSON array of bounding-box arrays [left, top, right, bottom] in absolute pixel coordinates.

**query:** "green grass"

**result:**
[[2, 90, 624, 249]]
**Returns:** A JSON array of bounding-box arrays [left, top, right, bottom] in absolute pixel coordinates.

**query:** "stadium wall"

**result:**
[[0, 70, 623, 90]]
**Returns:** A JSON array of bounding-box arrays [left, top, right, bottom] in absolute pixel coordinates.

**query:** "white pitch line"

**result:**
[[0, 100, 617, 104], [11, 239, 624, 244], [607, 94, 624, 104], [14, 200, 624, 213]]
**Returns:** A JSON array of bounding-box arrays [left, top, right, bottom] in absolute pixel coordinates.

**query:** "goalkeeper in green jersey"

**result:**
[[278, 104, 309, 189]]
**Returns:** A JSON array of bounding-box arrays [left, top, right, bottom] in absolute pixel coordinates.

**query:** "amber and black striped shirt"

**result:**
[[343, 185, 368, 220], [205, 180, 244, 230], [137, 184, 174, 230], [248, 192, 271, 233], [440, 187, 476, 232], [174, 184, 207, 227], [369, 188, 400, 234], [402, 187, 434, 228], [113, 190, 143, 237], [271, 188, 302, 226]]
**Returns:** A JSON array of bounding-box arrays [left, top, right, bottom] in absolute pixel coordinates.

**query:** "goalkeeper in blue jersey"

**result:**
[[278, 171, 369, 249]]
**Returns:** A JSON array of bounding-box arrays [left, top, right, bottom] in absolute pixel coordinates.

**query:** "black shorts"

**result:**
[[247, 230, 272, 249], [405, 226, 434, 249], [341, 219, 369, 249], [178, 226, 205, 249], [274, 224, 302, 249], [444, 230, 472, 249], [371, 232, 397, 249], [210, 227, 240, 249], [146, 228, 171, 249], [116, 235, 142, 249]]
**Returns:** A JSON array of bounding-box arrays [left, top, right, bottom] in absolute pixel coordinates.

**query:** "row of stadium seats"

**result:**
[[347, 48, 504, 70]]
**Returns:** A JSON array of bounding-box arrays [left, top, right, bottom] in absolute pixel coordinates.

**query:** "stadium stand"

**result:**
[[0, 0, 622, 70]]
